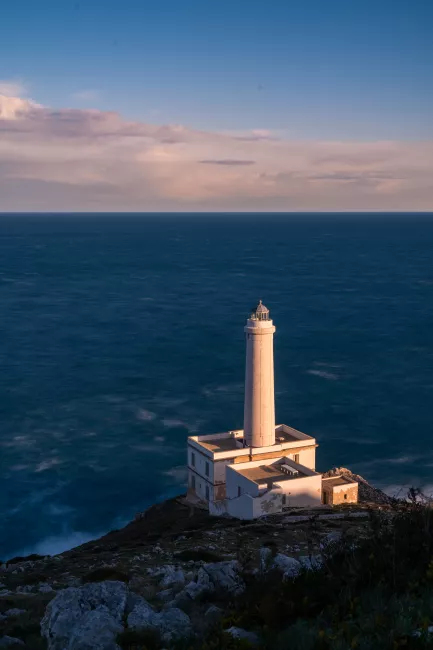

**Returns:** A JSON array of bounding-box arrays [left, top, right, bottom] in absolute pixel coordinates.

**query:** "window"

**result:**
[[205, 462, 209, 477], [191, 452, 195, 467], [282, 495, 287, 506], [294, 454, 299, 463], [237, 486, 242, 497], [206, 485, 210, 500], [344, 493, 347, 500], [191, 474, 196, 489]]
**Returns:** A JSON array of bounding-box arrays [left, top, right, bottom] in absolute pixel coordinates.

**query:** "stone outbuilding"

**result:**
[[322, 475, 359, 505]]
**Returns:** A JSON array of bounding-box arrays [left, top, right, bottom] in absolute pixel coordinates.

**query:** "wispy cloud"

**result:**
[[199, 159, 256, 166], [0, 90, 432, 211], [0, 79, 27, 97]]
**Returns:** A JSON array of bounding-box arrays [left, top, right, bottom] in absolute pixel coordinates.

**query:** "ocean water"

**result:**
[[1, 213, 433, 560]]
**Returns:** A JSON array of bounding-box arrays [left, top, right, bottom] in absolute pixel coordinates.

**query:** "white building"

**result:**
[[186, 301, 355, 519]]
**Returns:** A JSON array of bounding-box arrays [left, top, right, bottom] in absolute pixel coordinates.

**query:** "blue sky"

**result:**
[[2, 0, 433, 138]]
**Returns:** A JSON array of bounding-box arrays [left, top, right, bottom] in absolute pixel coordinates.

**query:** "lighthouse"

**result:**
[[185, 300, 357, 518], [243, 301, 276, 448]]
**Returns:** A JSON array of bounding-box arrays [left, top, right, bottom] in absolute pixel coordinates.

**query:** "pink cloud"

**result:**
[[0, 94, 432, 211]]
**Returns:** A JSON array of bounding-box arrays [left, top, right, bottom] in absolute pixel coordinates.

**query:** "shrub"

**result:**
[[82, 566, 131, 584], [117, 628, 162, 650], [174, 549, 224, 563]]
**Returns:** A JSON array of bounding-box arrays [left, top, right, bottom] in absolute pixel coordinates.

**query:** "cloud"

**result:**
[[0, 91, 432, 211], [0, 79, 27, 97], [199, 159, 256, 166]]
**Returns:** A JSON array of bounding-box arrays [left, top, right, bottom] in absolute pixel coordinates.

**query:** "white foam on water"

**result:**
[[137, 409, 157, 421], [307, 369, 339, 380]]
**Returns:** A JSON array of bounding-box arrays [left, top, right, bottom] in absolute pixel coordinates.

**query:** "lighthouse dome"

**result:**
[[252, 300, 270, 320]]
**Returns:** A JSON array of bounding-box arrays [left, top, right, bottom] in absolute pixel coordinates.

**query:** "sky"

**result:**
[[0, 0, 432, 212]]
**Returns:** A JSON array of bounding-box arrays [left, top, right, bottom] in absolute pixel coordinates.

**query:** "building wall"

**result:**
[[332, 483, 358, 505], [272, 474, 322, 507], [284, 447, 316, 471], [187, 443, 214, 502], [226, 465, 260, 500], [232, 444, 317, 466]]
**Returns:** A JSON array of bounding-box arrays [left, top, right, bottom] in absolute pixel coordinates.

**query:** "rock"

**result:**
[[226, 627, 260, 645], [298, 555, 323, 571], [127, 597, 191, 643], [41, 580, 128, 650], [4, 609, 26, 617], [205, 605, 223, 624], [0, 590, 12, 597], [39, 582, 54, 593], [202, 561, 245, 595], [158, 608, 191, 643], [68, 610, 123, 650], [259, 547, 273, 571], [271, 554, 302, 579], [0, 638, 25, 648], [15, 585, 33, 594], [127, 597, 158, 630], [174, 560, 244, 605], [157, 589, 173, 602], [159, 565, 185, 588], [174, 569, 212, 604]]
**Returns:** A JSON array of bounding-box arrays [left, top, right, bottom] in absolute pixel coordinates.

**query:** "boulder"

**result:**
[[68, 610, 122, 650], [201, 561, 245, 595], [259, 547, 273, 571], [205, 605, 223, 624], [157, 589, 173, 602], [226, 627, 260, 646], [127, 597, 191, 643], [271, 553, 302, 580], [0, 638, 25, 648], [158, 608, 191, 643], [4, 609, 26, 617], [15, 585, 34, 594], [38, 582, 54, 593], [159, 565, 185, 588], [127, 598, 158, 630], [41, 580, 128, 650]]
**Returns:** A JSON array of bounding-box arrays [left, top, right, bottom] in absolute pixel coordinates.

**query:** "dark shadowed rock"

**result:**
[[0, 638, 25, 648], [68, 610, 122, 650], [127, 595, 191, 642], [41, 580, 127, 650]]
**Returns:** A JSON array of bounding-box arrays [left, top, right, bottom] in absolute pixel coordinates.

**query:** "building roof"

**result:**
[[236, 464, 306, 485], [189, 424, 316, 455], [197, 437, 239, 452], [322, 476, 357, 488], [255, 300, 269, 314]]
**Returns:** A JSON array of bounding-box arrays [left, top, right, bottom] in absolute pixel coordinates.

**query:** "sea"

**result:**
[[1, 213, 433, 560]]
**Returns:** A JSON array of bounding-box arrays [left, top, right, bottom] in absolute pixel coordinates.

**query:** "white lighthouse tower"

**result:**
[[243, 301, 276, 448]]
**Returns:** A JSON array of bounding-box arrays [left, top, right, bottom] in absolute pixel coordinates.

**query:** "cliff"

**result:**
[[0, 473, 431, 650]]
